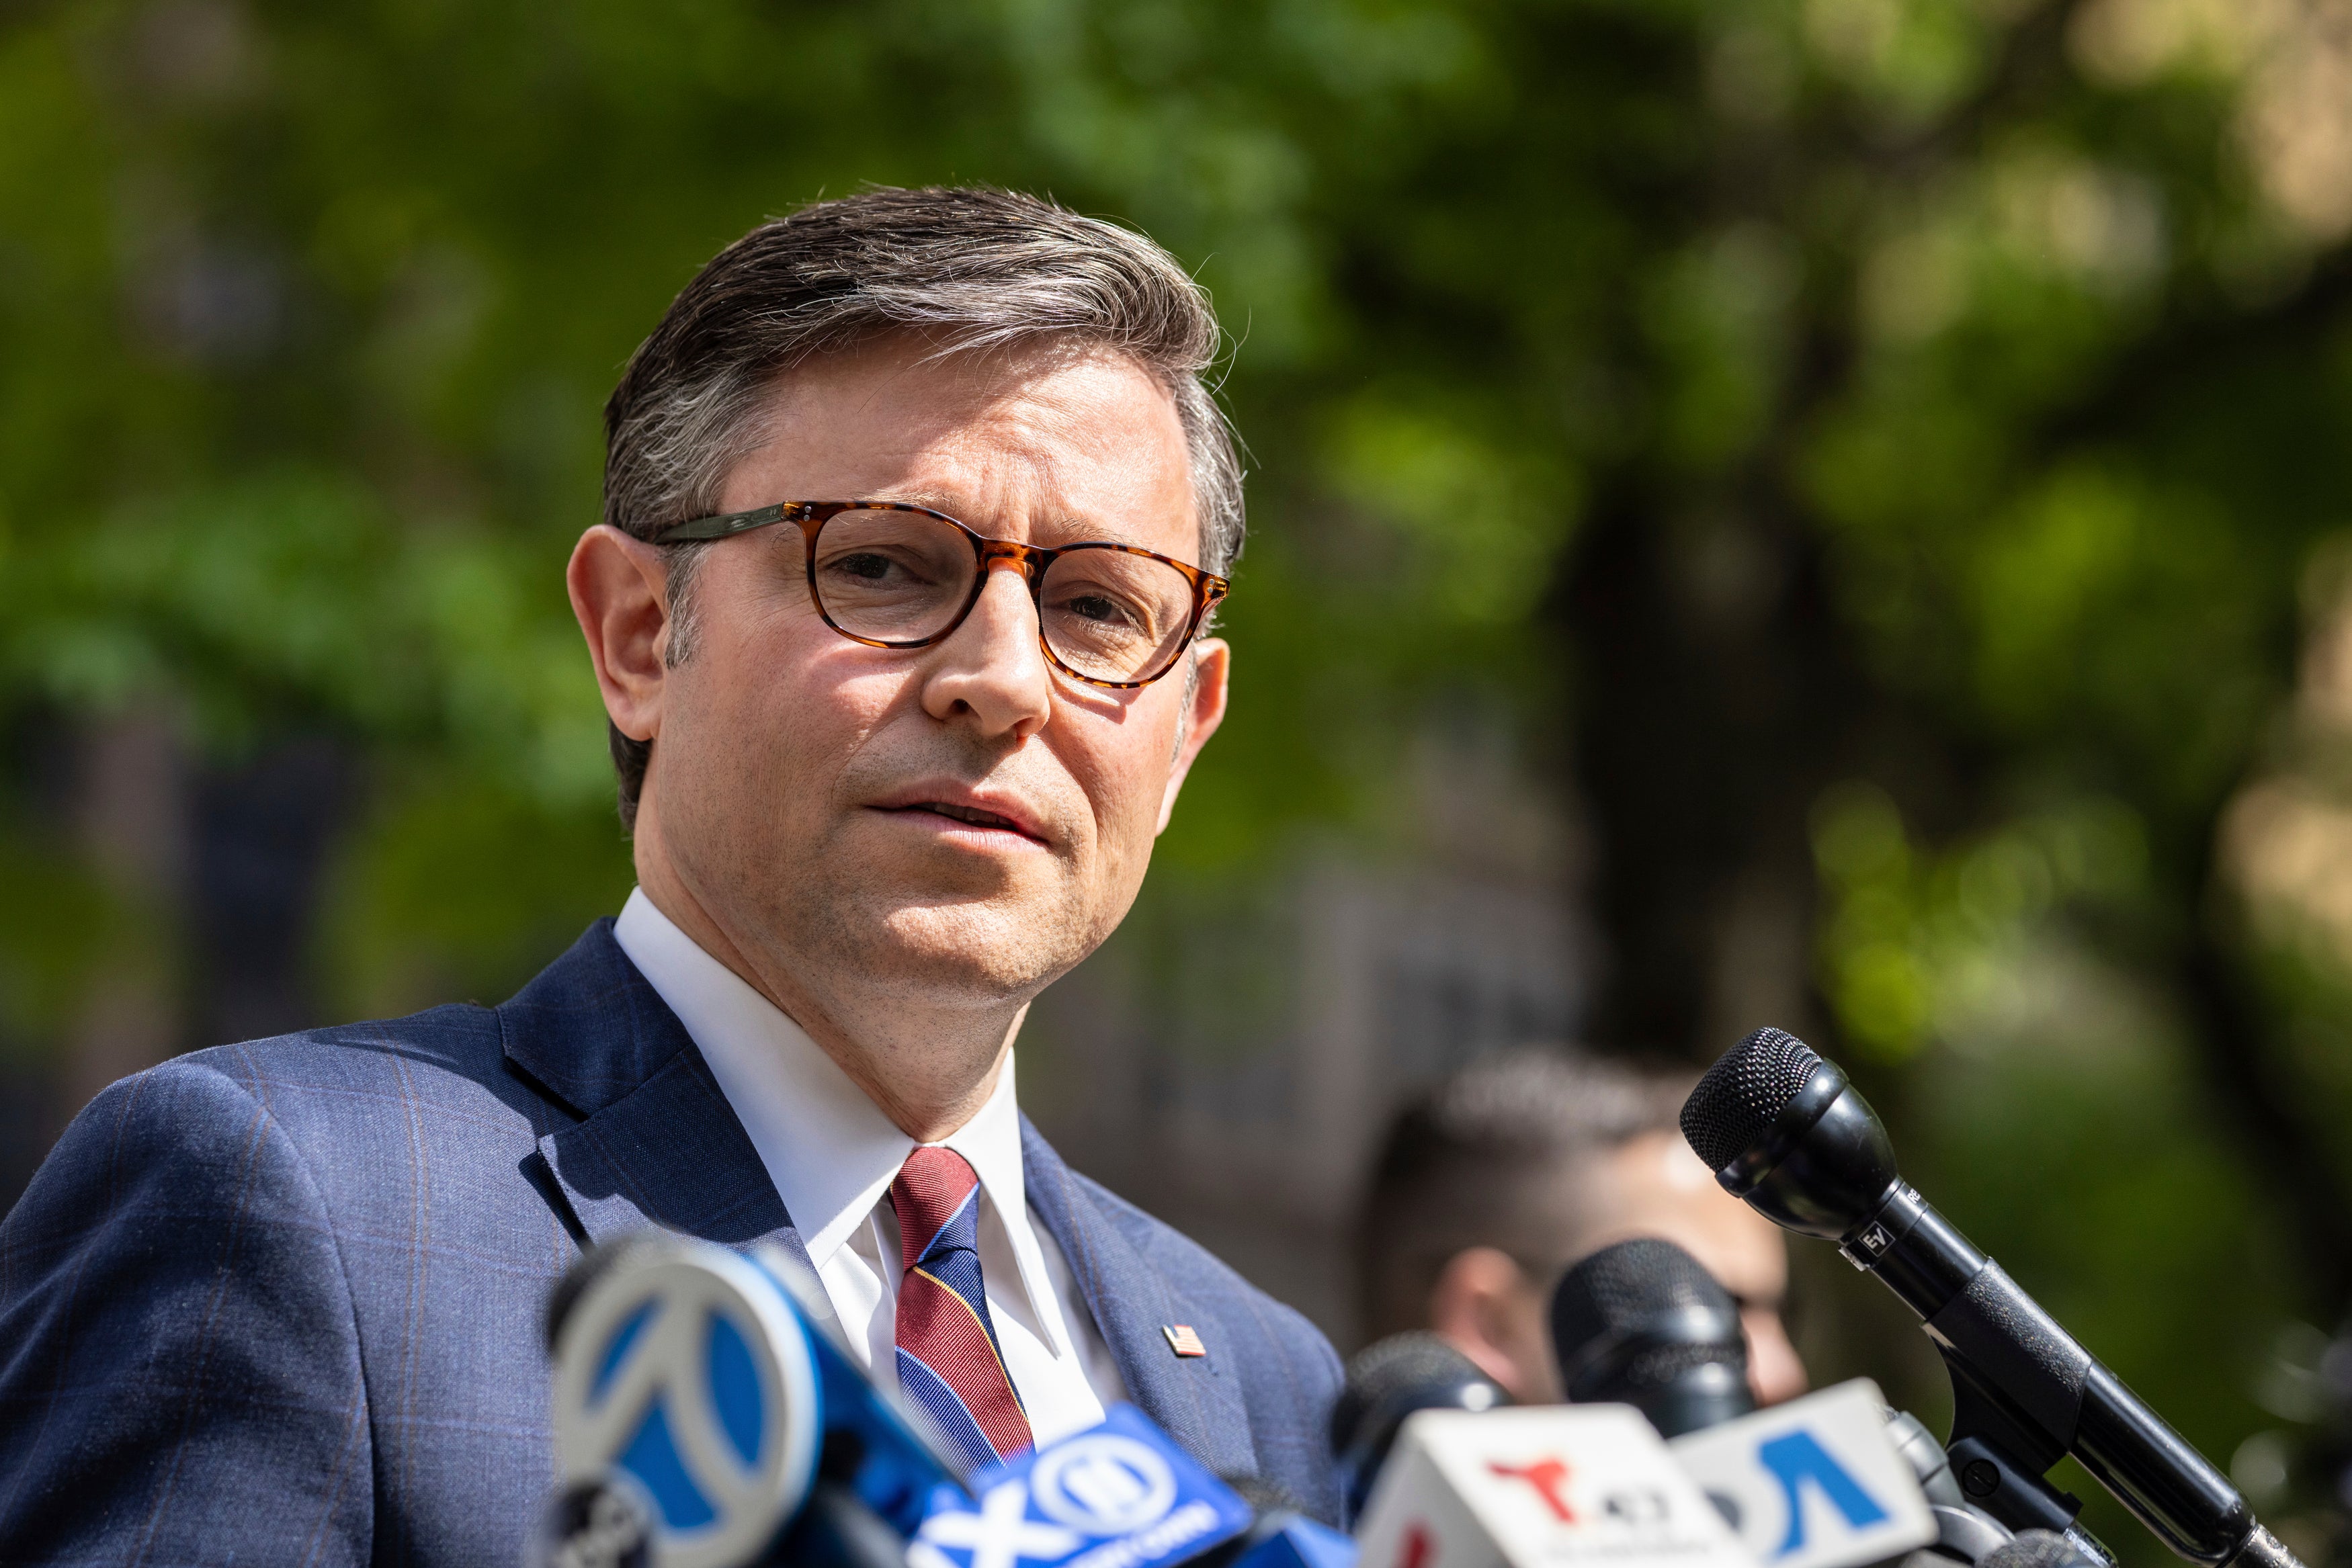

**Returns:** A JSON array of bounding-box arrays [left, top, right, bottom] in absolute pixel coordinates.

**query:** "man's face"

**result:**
[[1576, 1131, 1807, 1406], [1425, 1131, 1806, 1408], [610, 335, 1228, 1025]]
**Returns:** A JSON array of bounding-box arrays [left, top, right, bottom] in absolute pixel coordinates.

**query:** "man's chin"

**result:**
[[823, 894, 1097, 999]]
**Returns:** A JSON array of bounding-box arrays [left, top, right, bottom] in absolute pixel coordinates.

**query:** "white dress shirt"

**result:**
[[612, 888, 1128, 1446]]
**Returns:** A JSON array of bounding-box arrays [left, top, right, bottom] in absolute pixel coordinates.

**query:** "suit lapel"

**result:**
[[1020, 1120, 1256, 1479], [501, 927, 1251, 1471], [499, 921, 814, 1273]]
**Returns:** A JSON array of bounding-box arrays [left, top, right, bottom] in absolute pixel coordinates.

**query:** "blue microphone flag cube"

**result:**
[[911, 1405, 1255, 1568]]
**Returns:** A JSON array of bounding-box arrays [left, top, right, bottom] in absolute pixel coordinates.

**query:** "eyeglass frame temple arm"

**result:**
[[648, 503, 814, 544]]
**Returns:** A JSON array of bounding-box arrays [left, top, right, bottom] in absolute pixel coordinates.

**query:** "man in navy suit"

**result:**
[[0, 187, 1342, 1565]]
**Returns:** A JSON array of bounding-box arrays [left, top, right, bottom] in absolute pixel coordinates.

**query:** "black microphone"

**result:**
[[1329, 1332, 1510, 1525], [1179, 1477, 1334, 1568], [1682, 1027, 2302, 1568], [1547, 1237, 1754, 1437], [1187, 1477, 1307, 1567], [1548, 1238, 2033, 1564]]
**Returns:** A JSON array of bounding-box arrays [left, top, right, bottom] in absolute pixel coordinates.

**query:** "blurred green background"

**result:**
[[10, 0, 2352, 1557]]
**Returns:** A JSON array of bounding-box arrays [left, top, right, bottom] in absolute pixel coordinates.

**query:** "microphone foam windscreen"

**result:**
[[1550, 1237, 1742, 1387], [1331, 1332, 1490, 1453], [1681, 1027, 1822, 1173], [1979, 1531, 2103, 1568]]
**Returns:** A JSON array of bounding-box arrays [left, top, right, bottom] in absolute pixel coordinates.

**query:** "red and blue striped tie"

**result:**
[[889, 1145, 1034, 1470]]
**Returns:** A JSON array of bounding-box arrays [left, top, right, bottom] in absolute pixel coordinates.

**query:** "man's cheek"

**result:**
[[1089, 758, 1163, 875]]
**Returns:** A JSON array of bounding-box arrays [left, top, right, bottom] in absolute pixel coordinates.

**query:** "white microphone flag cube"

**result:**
[[1666, 1380, 1935, 1568], [1353, 1406, 1756, 1568]]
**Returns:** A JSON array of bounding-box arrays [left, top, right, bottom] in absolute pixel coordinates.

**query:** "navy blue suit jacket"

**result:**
[[0, 922, 1342, 1565]]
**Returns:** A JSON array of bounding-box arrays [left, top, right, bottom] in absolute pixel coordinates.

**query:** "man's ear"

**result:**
[[1427, 1246, 1550, 1402], [1155, 636, 1230, 835], [568, 525, 673, 744]]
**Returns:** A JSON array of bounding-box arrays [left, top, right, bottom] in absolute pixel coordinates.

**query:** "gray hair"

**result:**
[[599, 187, 1245, 827]]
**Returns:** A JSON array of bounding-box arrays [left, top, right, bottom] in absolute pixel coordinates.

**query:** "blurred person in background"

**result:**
[[0, 188, 1343, 1563], [1358, 1046, 1806, 1406]]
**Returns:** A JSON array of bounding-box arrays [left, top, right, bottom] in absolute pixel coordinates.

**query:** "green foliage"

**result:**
[[11, 0, 2352, 1552], [1814, 782, 2153, 1060], [319, 767, 635, 1018], [0, 831, 123, 1053]]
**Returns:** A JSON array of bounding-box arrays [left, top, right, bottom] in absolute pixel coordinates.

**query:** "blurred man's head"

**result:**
[[1358, 1047, 1806, 1407], [569, 189, 1236, 1138]]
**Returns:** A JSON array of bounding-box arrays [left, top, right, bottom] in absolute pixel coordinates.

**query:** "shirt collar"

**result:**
[[937, 1072, 1068, 1358], [934, 1047, 1034, 1299], [610, 889, 1065, 1354]]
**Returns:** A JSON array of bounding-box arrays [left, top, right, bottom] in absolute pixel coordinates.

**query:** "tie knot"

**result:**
[[890, 1145, 980, 1269]]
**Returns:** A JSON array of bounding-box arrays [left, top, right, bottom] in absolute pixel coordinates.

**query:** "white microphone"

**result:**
[[1666, 1379, 1937, 1568], [1351, 1405, 1754, 1568]]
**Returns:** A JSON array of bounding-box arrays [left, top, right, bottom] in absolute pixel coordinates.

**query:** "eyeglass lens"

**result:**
[[812, 508, 1198, 683]]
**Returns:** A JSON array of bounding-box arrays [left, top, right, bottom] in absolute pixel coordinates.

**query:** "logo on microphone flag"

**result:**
[[550, 1244, 825, 1568], [1484, 1459, 1576, 1522], [912, 1405, 1254, 1568], [1667, 1379, 1935, 1568], [1354, 1406, 1751, 1568]]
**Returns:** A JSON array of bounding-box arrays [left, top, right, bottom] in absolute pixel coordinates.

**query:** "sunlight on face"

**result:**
[[644, 334, 1226, 1015]]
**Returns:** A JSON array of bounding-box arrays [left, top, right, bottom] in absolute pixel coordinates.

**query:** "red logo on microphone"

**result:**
[[1488, 1456, 1577, 1522], [1396, 1522, 1437, 1568]]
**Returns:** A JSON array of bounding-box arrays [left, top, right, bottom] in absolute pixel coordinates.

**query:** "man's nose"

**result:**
[[918, 560, 1053, 740], [1742, 1307, 1809, 1406]]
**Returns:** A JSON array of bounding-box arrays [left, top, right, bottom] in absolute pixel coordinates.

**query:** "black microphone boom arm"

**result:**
[[1689, 1034, 2302, 1568], [1861, 1177, 2250, 1562]]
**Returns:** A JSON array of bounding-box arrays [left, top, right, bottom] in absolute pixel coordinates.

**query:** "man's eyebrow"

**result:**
[[857, 490, 1161, 549], [864, 486, 963, 512]]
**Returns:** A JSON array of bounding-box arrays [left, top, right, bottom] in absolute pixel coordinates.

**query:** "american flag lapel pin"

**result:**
[[1162, 1323, 1208, 1358]]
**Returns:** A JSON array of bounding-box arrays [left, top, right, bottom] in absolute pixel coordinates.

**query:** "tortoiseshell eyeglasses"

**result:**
[[653, 499, 1229, 689]]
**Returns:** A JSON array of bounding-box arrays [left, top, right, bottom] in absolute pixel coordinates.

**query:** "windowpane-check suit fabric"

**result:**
[[0, 920, 1342, 1566], [888, 1145, 1034, 1468]]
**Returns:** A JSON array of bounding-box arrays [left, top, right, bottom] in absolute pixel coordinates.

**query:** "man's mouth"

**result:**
[[916, 801, 1020, 831], [880, 798, 1047, 844]]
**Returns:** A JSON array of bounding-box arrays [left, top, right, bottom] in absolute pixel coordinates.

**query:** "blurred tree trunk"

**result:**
[[60, 709, 185, 1122], [1560, 494, 1847, 1060], [1557, 247, 2352, 1311], [2179, 848, 2352, 1308]]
